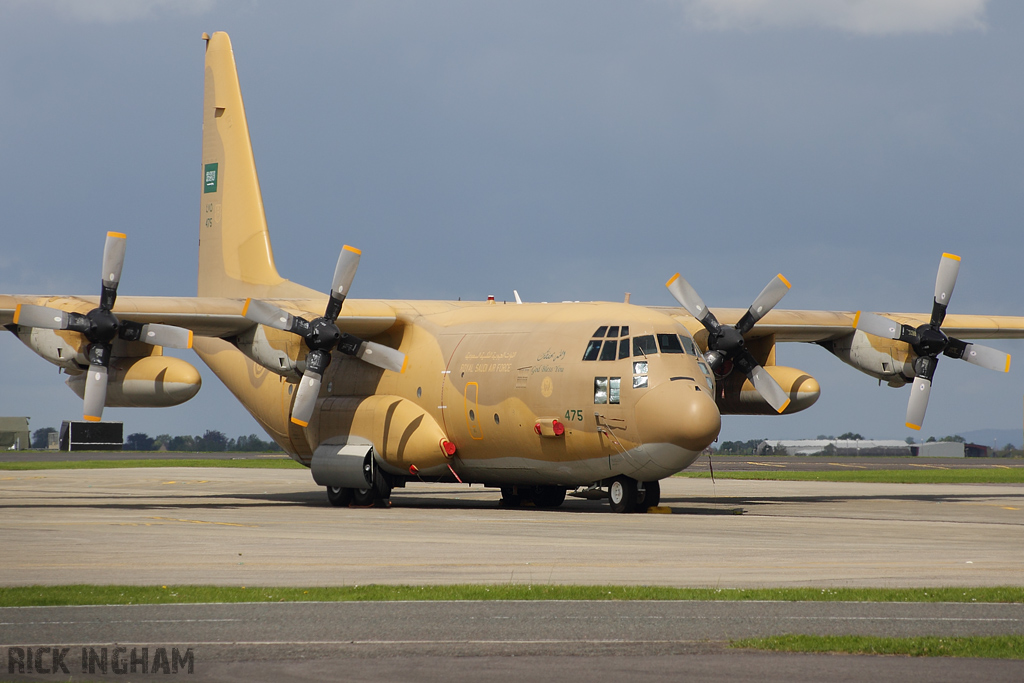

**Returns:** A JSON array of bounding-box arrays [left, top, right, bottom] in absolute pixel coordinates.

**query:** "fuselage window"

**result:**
[[678, 335, 697, 356], [618, 338, 630, 360], [657, 333, 685, 354], [599, 340, 618, 361], [607, 326, 619, 338], [582, 339, 602, 361], [593, 326, 608, 337], [594, 377, 608, 404], [633, 360, 648, 389], [633, 335, 657, 357], [609, 377, 621, 404]]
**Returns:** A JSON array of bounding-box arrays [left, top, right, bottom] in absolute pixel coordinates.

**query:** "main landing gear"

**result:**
[[608, 476, 660, 514], [325, 473, 392, 508]]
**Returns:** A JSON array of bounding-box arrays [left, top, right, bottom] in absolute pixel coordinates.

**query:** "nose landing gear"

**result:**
[[608, 476, 661, 513]]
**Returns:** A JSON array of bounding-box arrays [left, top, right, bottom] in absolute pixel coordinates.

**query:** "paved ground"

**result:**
[[1, 468, 1022, 587], [704, 454, 1024, 472], [3, 601, 1023, 682]]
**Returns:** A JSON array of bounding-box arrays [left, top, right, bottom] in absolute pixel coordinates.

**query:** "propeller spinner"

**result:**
[[855, 253, 1010, 430], [13, 232, 194, 422], [666, 272, 792, 413], [243, 245, 407, 427]]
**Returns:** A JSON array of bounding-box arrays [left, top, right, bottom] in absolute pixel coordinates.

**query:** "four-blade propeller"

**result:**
[[243, 245, 407, 427], [13, 232, 194, 422], [855, 253, 1010, 430], [666, 272, 792, 413]]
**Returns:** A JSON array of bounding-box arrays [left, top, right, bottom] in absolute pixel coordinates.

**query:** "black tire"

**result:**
[[608, 476, 636, 514], [352, 487, 376, 506], [532, 486, 567, 509], [326, 486, 352, 507], [500, 486, 522, 507], [635, 480, 661, 512]]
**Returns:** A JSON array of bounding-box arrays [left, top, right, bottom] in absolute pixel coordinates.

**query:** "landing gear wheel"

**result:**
[[635, 480, 661, 512], [500, 486, 522, 507], [326, 486, 352, 507], [352, 487, 377, 507], [608, 475, 637, 514], [532, 486, 567, 509]]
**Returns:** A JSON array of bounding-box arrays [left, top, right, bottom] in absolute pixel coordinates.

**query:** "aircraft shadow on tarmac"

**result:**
[[6, 488, 1021, 514]]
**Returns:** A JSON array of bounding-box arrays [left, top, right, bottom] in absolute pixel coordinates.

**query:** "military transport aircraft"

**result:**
[[2, 32, 1022, 513]]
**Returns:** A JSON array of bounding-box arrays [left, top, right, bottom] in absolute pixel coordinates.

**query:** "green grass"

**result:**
[[732, 634, 1024, 659], [679, 469, 1024, 484], [0, 458, 303, 470], [2, 585, 1022, 607]]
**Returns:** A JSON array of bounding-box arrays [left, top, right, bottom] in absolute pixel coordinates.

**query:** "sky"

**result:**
[[0, 0, 1021, 445]]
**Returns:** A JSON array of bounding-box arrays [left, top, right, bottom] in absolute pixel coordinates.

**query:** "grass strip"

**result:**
[[2, 585, 1022, 607], [0, 458, 303, 470], [731, 634, 1024, 659], [678, 469, 1024, 484]]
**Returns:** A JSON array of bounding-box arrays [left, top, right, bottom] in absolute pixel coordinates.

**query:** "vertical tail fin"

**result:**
[[199, 32, 317, 299]]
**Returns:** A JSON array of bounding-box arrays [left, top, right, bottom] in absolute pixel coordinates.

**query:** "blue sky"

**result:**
[[0, 0, 1021, 443]]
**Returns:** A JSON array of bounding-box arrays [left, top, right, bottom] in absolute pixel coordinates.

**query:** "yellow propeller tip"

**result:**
[[12, 304, 21, 325], [777, 399, 791, 414], [852, 311, 861, 328], [665, 273, 680, 287], [291, 417, 309, 427], [942, 252, 961, 261], [905, 422, 921, 431], [777, 274, 791, 288], [343, 245, 362, 255]]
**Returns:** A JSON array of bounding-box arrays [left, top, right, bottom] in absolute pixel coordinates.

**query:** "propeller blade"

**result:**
[[356, 341, 407, 374], [747, 364, 791, 414], [243, 298, 295, 331], [960, 343, 1011, 373], [666, 274, 713, 326], [13, 304, 69, 330], [331, 246, 361, 300], [290, 371, 322, 427], [100, 232, 127, 309], [934, 252, 960, 309], [905, 376, 932, 431], [139, 324, 193, 349], [82, 365, 109, 422], [742, 274, 791, 330], [854, 311, 903, 340]]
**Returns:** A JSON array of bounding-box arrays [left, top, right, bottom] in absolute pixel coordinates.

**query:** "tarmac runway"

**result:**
[[2, 467, 1023, 681]]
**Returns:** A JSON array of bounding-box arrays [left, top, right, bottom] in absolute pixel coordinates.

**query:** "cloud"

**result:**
[[682, 0, 988, 35], [1, 0, 217, 23]]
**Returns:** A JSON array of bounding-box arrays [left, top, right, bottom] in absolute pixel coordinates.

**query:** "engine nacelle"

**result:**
[[716, 365, 820, 415], [66, 356, 202, 408], [821, 331, 914, 387], [14, 326, 87, 371], [236, 324, 303, 380]]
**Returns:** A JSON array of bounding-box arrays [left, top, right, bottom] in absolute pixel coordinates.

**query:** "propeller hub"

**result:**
[[709, 326, 745, 356], [85, 308, 119, 344], [914, 325, 947, 357], [306, 317, 341, 352]]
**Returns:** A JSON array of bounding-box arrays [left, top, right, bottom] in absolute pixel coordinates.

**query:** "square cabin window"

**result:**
[[609, 377, 620, 404], [594, 377, 608, 404], [599, 340, 618, 361]]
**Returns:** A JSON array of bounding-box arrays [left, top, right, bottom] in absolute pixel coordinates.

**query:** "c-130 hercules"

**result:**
[[2, 32, 1021, 512]]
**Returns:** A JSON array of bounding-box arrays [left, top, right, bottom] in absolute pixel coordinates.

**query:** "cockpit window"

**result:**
[[599, 340, 618, 361], [582, 340, 602, 361], [621, 326, 629, 336], [632, 335, 657, 357], [657, 334, 685, 354], [592, 326, 608, 338], [678, 335, 697, 356], [606, 326, 619, 338], [618, 338, 630, 360]]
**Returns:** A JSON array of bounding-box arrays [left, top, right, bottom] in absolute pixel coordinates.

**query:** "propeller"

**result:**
[[666, 272, 792, 413], [13, 232, 194, 422], [243, 245, 407, 427], [855, 253, 1011, 430]]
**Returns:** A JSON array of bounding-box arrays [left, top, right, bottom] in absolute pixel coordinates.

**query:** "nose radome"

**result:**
[[634, 380, 721, 452]]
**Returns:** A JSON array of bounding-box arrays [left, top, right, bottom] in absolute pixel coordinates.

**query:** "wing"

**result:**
[[652, 306, 1024, 343], [0, 295, 399, 338]]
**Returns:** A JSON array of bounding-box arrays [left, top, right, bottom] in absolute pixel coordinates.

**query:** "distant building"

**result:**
[[0, 417, 30, 450], [916, 441, 964, 458]]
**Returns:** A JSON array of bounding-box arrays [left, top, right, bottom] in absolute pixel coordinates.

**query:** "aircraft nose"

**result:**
[[634, 380, 721, 452]]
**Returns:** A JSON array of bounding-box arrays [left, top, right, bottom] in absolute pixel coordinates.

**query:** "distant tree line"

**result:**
[[125, 430, 282, 452]]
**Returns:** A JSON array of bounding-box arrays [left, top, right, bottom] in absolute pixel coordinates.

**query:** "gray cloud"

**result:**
[[683, 0, 988, 35]]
